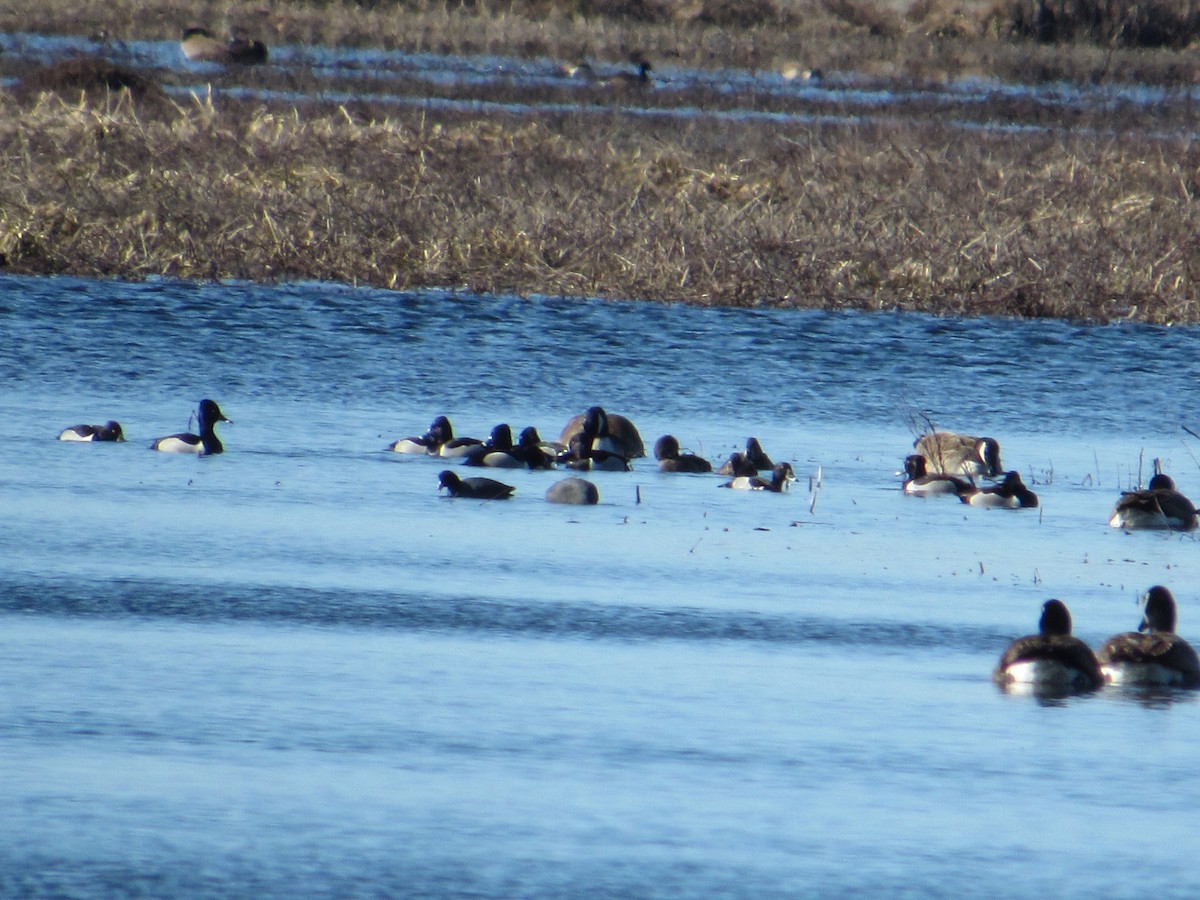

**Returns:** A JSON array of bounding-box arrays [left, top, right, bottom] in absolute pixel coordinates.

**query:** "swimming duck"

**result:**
[[913, 431, 1002, 479], [151, 399, 229, 455], [558, 406, 645, 460], [545, 477, 600, 505], [993, 599, 1103, 692], [654, 435, 712, 473], [514, 426, 558, 469], [721, 462, 794, 492], [427, 416, 485, 458], [180, 27, 268, 64], [57, 420, 125, 442], [463, 424, 531, 468], [959, 471, 1038, 508], [1096, 586, 1200, 688], [387, 415, 445, 454], [717, 451, 759, 478], [901, 454, 970, 496], [437, 470, 514, 500], [1108, 473, 1198, 531]]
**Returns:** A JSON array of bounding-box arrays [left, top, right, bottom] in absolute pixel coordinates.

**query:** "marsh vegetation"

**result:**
[[2, 0, 1200, 322]]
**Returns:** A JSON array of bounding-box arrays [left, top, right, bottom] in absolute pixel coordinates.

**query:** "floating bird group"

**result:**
[[55, 404, 1200, 693], [995, 587, 1200, 693], [57, 399, 230, 456]]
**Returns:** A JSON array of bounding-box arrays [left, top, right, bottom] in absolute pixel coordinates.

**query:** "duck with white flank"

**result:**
[[58, 420, 125, 442], [1096, 586, 1200, 688], [151, 399, 229, 456], [654, 435, 712, 473], [959, 471, 1038, 508], [720, 462, 794, 492], [437, 470, 515, 500], [993, 599, 1103, 693], [1108, 473, 1198, 531], [913, 431, 1002, 479], [900, 454, 970, 496]]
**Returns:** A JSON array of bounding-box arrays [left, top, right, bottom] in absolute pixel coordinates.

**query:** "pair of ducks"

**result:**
[[59, 400, 230, 455], [901, 432, 1038, 508], [656, 435, 794, 491], [994, 587, 1200, 691]]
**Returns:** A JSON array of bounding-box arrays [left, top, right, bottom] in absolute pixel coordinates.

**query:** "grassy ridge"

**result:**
[[3, 0, 1200, 321]]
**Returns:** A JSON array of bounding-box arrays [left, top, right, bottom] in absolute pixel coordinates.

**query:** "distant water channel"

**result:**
[[3, 273, 1200, 897]]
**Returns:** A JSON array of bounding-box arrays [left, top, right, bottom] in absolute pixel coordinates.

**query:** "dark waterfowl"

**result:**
[[717, 451, 758, 478], [1096, 586, 1200, 688], [58, 420, 125, 442], [427, 416, 485, 458], [437, 470, 514, 500], [545, 477, 600, 505], [914, 431, 1002, 479], [1108, 473, 1198, 531], [901, 454, 970, 496], [388, 415, 446, 454], [721, 462, 794, 492], [654, 435, 712, 473], [959, 471, 1038, 508], [993, 599, 1103, 692], [180, 27, 268, 64], [514, 426, 558, 469], [463, 424, 531, 468], [558, 406, 645, 460], [151, 399, 229, 456]]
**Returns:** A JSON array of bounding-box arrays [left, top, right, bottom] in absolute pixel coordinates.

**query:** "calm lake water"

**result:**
[[3, 273, 1200, 897]]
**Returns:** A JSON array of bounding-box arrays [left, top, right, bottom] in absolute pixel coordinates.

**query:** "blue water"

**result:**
[[3, 273, 1200, 897]]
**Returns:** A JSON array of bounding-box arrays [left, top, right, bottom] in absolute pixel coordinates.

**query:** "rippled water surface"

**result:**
[[3, 274, 1200, 897]]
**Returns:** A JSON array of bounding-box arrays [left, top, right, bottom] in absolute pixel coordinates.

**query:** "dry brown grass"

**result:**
[[3, 82, 1198, 323]]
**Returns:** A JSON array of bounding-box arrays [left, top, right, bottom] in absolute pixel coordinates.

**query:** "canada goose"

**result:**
[[558, 406, 645, 459], [913, 431, 1002, 479], [654, 435, 712, 473], [180, 27, 268, 65], [1108, 473, 1198, 531], [437, 470, 514, 500], [959, 471, 1038, 508], [993, 599, 1103, 691], [1096, 586, 1200, 687], [151, 399, 229, 456], [558, 434, 630, 472], [58, 420, 125, 442]]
